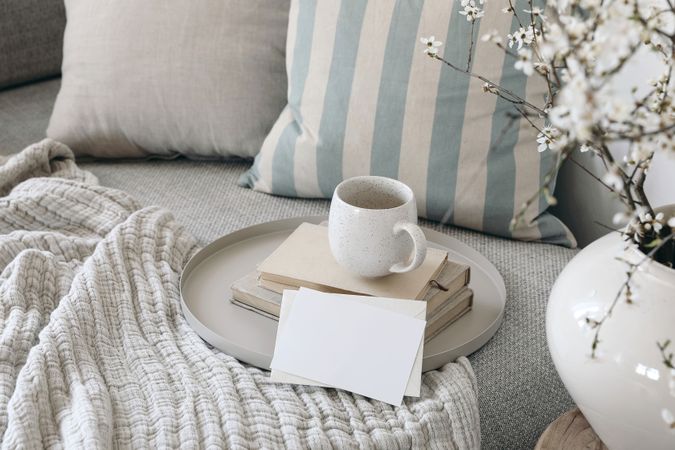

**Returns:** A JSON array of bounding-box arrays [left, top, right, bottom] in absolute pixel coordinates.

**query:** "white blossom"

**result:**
[[534, 62, 552, 75], [549, 62, 597, 141], [481, 30, 501, 44], [559, 14, 590, 44], [641, 212, 665, 233], [613, 211, 630, 225], [550, 133, 570, 153], [538, 23, 570, 63], [602, 167, 625, 192], [524, 7, 546, 21], [426, 0, 673, 266], [514, 48, 534, 76], [537, 126, 559, 152], [507, 27, 535, 49], [459, 0, 485, 22], [603, 97, 632, 124], [482, 82, 497, 94], [420, 36, 442, 56], [625, 143, 653, 166]]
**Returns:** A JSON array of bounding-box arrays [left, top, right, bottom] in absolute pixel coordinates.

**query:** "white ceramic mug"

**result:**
[[328, 176, 427, 278]]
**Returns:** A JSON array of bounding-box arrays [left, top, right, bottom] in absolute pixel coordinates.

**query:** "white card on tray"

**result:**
[[270, 290, 426, 397], [269, 288, 426, 406]]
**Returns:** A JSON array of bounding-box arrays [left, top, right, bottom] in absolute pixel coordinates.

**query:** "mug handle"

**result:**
[[389, 222, 428, 274]]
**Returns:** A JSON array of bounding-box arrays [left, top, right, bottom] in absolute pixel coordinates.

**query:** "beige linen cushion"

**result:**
[[47, 0, 289, 159]]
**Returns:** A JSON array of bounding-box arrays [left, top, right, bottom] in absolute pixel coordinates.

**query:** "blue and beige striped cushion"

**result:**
[[241, 0, 575, 246]]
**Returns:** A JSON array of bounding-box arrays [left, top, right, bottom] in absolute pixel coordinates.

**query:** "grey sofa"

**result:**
[[0, 3, 581, 448]]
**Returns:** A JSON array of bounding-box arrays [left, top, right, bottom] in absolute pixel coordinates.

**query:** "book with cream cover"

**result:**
[[257, 223, 454, 300], [236, 258, 469, 313]]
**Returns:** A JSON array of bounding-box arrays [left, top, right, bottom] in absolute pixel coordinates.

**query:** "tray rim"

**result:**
[[180, 215, 506, 368]]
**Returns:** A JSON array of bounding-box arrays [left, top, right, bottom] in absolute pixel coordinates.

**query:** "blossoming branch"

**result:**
[[421, 0, 675, 393]]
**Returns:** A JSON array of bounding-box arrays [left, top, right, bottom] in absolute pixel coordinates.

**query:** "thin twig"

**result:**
[[466, 21, 476, 72], [658, 340, 674, 369], [568, 156, 643, 205], [507, 0, 524, 28], [434, 55, 548, 115], [511, 146, 572, 230], [589, 232, 675, 359], [594, 221, 621, 232]]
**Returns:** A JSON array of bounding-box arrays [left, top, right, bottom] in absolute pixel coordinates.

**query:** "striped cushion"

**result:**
[[240, 0, 575, 246]]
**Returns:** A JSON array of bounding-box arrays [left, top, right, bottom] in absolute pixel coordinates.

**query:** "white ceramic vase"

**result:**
[[547, 227, 675, 449]]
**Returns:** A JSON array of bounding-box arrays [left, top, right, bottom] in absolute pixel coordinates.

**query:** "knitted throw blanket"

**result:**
[[0, 140, 480, 449]]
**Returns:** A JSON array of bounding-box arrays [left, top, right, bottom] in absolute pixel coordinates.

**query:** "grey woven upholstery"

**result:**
[[0, 79, 577, 449], [0, 0, 65, 89], [0, 79, 59, 153]]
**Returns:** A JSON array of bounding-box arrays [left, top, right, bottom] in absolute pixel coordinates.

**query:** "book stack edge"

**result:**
[[230, 223, 473, 342]]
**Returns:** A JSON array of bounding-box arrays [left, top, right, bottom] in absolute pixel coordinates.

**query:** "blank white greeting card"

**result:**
[[270, 290, 426, 396], [270, 288, 426, 406]]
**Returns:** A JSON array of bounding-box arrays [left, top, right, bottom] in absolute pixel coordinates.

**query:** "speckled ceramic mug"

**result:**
[[328, 176, 428, 278]]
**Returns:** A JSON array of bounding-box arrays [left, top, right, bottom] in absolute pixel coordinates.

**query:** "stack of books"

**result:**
[[230, 223, 473, 342]]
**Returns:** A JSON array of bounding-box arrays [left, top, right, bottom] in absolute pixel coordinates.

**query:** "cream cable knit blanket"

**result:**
[[0, 140, 480, 449]]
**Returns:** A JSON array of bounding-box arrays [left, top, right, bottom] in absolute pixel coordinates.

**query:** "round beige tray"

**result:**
[[180, 216, 506, 371]]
